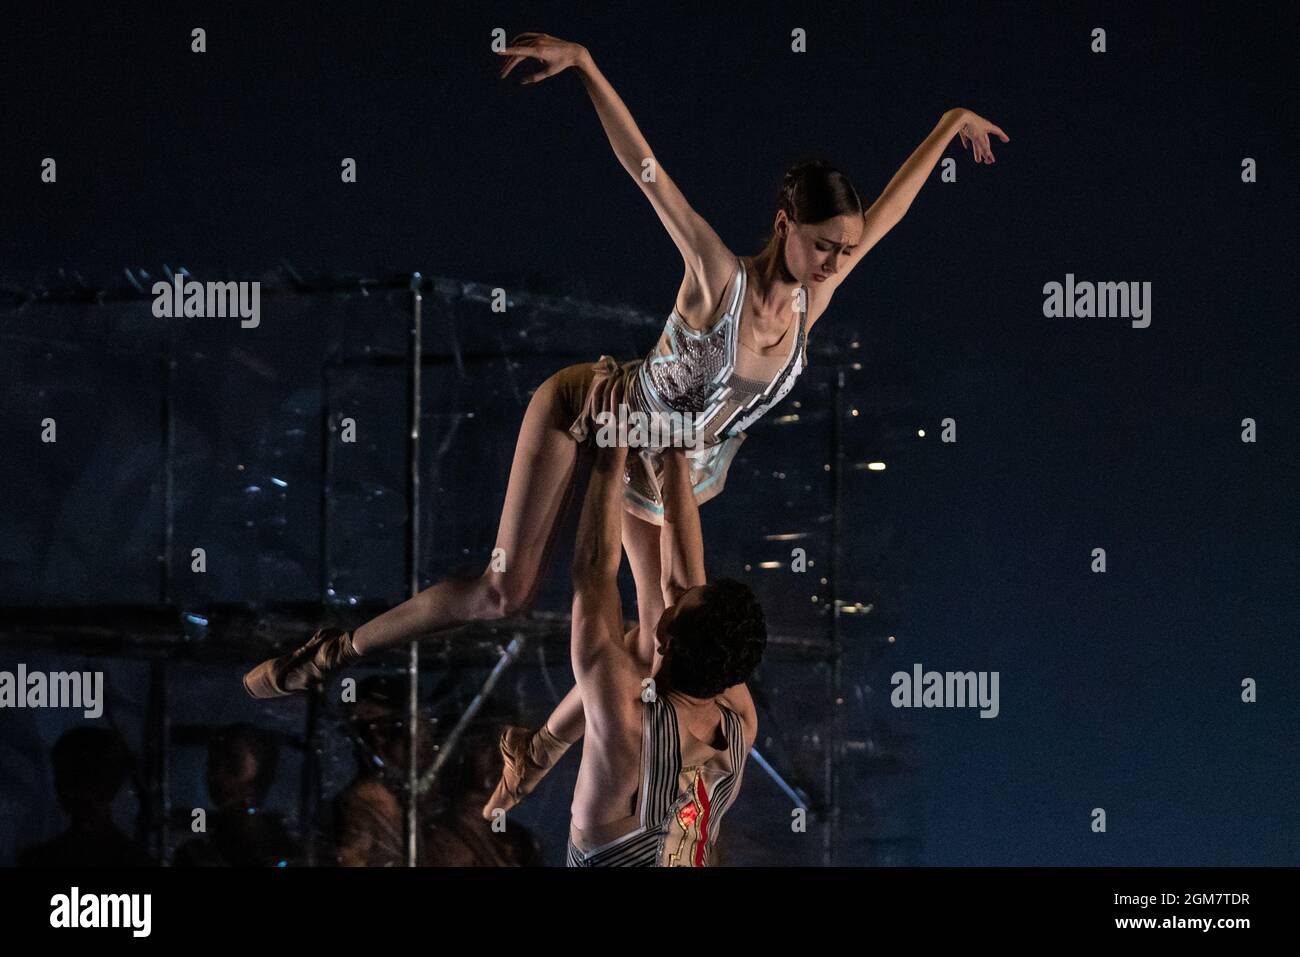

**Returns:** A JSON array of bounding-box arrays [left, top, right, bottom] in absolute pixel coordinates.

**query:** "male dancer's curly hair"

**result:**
[[664, 577, 767, 698]]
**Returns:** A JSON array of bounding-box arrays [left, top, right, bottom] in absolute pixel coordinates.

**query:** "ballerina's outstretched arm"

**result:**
[[814, 108, 1011, 298], [497, 33, 733, 300]]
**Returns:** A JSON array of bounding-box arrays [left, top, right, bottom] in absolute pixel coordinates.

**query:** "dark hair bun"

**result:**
[[777, 157, 861, 223], [783, 156, 831, 183], [780, 158, 830, 210]]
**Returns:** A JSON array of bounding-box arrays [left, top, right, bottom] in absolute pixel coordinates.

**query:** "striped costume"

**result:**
[[566, 691, 749, 867]]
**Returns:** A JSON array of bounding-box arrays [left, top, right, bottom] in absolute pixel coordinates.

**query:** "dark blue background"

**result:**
[[1, 0, 1296, 865]]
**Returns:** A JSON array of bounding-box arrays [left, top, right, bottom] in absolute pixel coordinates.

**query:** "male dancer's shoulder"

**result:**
[[719, 682, 758, 749]]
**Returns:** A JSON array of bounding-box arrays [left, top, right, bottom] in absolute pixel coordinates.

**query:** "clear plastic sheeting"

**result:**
[[0, 275, 915, 865]]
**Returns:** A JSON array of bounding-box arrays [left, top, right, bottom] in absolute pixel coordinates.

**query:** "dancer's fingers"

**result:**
[[521, 63, 565, 85], [500, 54, 537, 79]]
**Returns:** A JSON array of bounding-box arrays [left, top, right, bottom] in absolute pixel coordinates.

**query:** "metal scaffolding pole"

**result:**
[[826, 366, 846, 866], [405, 274, 423, 867]]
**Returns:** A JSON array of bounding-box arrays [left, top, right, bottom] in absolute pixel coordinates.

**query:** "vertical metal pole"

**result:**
[[314, 306, 333, 868], [320, 351, 332, 605], [161, 341, 175, 605], [150, 659, 170, 863], [826, 367, 845, 866], [300, 689, 320, 866], [405, 275, 423, 867], [157, 324, 174, 859]]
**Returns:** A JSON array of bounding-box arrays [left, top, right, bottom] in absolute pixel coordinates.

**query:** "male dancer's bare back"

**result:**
[[567, 442, 757, 852]]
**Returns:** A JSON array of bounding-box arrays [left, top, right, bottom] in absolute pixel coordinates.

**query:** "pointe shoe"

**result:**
[[481, 725, 573, 820], [243, 627, 361, 699]]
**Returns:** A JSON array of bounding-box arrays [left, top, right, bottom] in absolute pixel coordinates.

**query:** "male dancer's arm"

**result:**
[[570, 445, 642, 747], [658, 448, 707, 605]]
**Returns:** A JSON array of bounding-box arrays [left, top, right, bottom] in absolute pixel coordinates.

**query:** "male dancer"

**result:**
[[539, 441, 764, 866]]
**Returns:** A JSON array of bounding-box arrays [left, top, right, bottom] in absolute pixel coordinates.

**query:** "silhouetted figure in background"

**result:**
[[173, 723, 297, 867], [335, 677, 433, 866], [424, 714, 542, 867], [18, 726, 156, 867], [334, 676, 539, 866]]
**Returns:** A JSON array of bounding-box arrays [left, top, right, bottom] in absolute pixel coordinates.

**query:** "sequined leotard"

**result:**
[[568, 256, 809, 525]]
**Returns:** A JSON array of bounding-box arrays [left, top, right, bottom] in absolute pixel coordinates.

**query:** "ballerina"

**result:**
[[243, 31, 1008, 809]]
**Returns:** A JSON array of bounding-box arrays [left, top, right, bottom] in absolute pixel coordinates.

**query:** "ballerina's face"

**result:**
[[780, 212, 864, 286]]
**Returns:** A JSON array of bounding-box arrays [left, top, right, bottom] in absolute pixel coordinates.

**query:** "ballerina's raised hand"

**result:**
[[497, 31, 590, 85], [956, 109, 1010, 164]]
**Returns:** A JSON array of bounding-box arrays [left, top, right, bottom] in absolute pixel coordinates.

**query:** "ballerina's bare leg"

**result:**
[[350, 366, 591, 655]]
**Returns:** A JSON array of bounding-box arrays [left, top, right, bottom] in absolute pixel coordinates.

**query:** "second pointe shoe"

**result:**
[[243, 627, 361, 699], [481, 724, 573, 820]]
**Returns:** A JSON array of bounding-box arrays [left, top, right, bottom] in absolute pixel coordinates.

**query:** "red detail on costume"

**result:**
[[679, 803, 698, 827], [693, 776, 712, 867]]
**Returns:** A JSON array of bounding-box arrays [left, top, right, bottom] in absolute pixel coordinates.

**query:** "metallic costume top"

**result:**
[[566, 691, 749, 867], [568, 256, 810, 525]]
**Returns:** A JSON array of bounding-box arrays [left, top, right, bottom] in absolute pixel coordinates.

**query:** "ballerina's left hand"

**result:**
[[956, 110, 1010, 164], [497, 32, 588, 84]]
